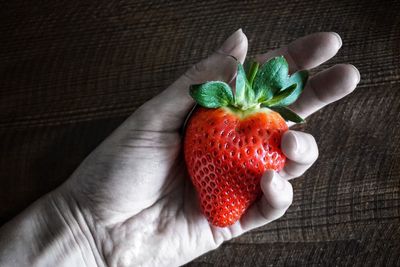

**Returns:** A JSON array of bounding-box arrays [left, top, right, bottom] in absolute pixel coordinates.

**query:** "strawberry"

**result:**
[[184, 56, 308, 227]]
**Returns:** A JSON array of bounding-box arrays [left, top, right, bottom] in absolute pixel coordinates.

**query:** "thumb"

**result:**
[[135, 29, 248, 131]]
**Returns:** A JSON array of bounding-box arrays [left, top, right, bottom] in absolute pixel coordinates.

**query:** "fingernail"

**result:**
[[271, 171, 286, 191], [220, 28, 244, 54], [330, 32, 342, 49], [348, 64, 361, 84]]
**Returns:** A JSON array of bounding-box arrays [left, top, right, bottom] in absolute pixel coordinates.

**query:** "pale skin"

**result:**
[[0, 29, 360, 267]]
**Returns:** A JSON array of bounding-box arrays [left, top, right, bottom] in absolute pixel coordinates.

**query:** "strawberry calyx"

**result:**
[[189, 56, 309, 123]]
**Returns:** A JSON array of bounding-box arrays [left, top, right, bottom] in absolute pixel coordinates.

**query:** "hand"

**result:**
[[59, 29, 359, 266], [0, 29, 360, 267]]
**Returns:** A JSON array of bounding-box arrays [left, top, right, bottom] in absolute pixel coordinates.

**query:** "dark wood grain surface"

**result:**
[[1, 0, 399, 265]]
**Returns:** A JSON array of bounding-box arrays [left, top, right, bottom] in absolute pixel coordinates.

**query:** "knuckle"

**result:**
[[273, 182, 293, 209], [271, 199, 292, 220]]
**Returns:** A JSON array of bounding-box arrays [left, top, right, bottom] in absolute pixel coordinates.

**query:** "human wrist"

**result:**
[[46, 188, 107, 266], [0, 188, 105, 267]]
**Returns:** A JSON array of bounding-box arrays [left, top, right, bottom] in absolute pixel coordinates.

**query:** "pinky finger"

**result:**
[[239, 171, 293, 232]]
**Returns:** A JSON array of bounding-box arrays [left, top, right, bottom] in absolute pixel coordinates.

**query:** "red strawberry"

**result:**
[[184, 56, 308, 227]]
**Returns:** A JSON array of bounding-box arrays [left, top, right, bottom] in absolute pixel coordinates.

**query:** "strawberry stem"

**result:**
[[247, 61, 259, 88]]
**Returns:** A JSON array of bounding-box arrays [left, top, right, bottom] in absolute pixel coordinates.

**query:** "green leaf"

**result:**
[[287, 70, 308, 89], [190, 81, 233, 108], [269, 106, 304, 123], [253, 56, 289, 101], [262, 83, 297, 107], [279, 70, 309, 106], [235, 63, 247, 105]]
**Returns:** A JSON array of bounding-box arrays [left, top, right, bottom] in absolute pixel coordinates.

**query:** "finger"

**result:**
[[278, 130, 319, 180], [136, 29, 248, 131], [290, 64, 360, 118], [255, 32, 342, 73], [239, 171, 293, 232]]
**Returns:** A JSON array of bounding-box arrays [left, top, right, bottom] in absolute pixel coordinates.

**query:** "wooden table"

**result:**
[[1, 0, 399, 265]]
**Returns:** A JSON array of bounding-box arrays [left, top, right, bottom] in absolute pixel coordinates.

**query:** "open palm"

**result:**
[[61, 30, 359, 267]]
